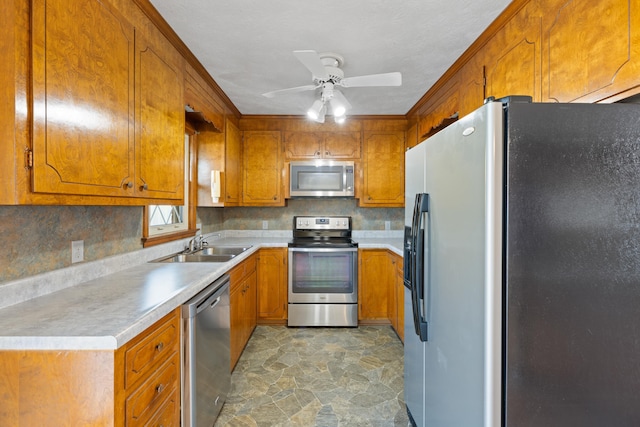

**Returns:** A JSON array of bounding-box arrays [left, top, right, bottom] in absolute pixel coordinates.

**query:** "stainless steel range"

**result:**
[[288, 216, 358, 327]]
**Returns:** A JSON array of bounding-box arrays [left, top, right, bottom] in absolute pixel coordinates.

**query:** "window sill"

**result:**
[[142, 229, 197, 248]]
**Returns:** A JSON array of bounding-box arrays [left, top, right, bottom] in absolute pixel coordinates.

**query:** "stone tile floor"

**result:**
[[214, 325, 409, 427]]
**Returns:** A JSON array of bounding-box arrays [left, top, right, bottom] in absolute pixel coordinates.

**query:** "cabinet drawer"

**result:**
[[229, 254, 257, 287], [124, 312, 179, 389], [125, 352, 179, 426], [143, 382, 180, 427]]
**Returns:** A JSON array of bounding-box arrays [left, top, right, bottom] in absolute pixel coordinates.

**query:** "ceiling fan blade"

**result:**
[[340, 72, 402, 88], [293, 50, 330, 80], [333, 90, 352, 111], [262, 84, 318, 98]]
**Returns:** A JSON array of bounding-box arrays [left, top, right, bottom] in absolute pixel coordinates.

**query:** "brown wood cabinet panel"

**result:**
[[196, 130, 225, 207], [185, 65, 224, 132], [123, 312, 179, 389], [284, 131, 361, 160], [394, 255, 404, 342], [134, 28, 185, 199], [230, 254, 258, 370], [257, 248, 288, 323], [0, 350, 115, 426], [242, 131, 283, 206], [225, 119, 243, 206], [283, 132, 323, 159], [31, 0, 135, 197], [323, 132, 361, 159], [360, 131, 405, 207], [542, 0, 640, 102], [484, 2, 541, 102], [124, 352, 179, 426], [358, 249, 391, 321]]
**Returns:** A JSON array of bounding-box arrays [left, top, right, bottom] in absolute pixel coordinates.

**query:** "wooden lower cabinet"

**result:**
[[257, 248, 288, 324], [392, 254, 405, 342], [358, 249, 391, 323], [359, 249, 405, 340], [229, 253, 257, 370], [0, 309, 180, 427]]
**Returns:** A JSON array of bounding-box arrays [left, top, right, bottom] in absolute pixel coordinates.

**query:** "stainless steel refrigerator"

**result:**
[[403, 96, 640, 427]]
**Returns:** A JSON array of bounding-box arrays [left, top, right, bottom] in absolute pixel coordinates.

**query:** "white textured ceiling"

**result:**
[[150, 0, 512, 116]]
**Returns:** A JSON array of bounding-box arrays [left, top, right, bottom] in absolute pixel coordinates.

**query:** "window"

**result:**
[[142, 129, 196, 247]]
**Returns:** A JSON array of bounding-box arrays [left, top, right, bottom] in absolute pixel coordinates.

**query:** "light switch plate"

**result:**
[[262, 220, 268, 230]]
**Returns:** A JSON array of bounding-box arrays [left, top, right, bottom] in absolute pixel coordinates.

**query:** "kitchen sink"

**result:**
[[197, 246, 252, 256], [152, 245, 252, 263]]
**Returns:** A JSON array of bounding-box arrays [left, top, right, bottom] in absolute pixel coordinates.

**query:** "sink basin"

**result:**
[[197, 246, 252, 256], [154, 253, 235, 263], [151, 245, 252, 263]]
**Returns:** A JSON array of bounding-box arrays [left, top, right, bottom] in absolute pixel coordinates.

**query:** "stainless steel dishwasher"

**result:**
[[182, 274, 230, 427]]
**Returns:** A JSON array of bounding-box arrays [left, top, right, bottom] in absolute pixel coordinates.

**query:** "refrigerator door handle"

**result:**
[[411, 193, 429, 342]]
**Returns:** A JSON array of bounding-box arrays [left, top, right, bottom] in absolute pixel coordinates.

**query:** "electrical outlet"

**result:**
[[71, 240, 84, 263], [262, 220, 268, 230], [385, 221, 391, 230]]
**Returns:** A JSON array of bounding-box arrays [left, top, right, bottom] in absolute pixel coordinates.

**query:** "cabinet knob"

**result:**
[[140, 183, 148, 191], [155, 342, 164, 352], [273, 196, 277, 200], [325, 151, 330, 156], [155, 383, 164, 394], [124, 181, 133, 189]]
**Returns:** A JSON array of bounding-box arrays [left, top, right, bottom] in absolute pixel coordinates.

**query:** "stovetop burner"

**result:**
[[289, 216, 358, 248]]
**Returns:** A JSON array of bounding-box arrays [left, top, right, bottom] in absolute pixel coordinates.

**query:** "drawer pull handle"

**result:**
[[155, 384, 164, 394], [155, 342, 164, 352]]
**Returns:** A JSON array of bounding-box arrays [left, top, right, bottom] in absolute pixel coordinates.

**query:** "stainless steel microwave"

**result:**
[[289, 160, 355, 197]]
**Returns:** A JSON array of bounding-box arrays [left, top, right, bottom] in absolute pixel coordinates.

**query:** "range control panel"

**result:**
[[294, 216, 351, 230]]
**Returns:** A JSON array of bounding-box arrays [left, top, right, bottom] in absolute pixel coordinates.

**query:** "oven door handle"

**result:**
[[288, 247, 358, 253]]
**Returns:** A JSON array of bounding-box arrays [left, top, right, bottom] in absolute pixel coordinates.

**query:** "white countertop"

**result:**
[[0, 233, 402, 351]]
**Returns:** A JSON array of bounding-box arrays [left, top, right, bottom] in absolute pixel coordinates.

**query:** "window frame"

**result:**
[[142, 123, 198, 247]]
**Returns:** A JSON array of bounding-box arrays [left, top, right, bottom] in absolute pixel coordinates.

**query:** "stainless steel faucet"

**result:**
[[187, 235, 208, 253]]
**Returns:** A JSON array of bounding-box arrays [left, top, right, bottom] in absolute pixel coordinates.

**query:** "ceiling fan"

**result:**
[[262, 50, 402, 123]]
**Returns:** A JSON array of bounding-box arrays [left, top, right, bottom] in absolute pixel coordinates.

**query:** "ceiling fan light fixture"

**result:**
[[334, 115, 346, 124], [330, 97, 346, 118], [307, 99, 325, 121]]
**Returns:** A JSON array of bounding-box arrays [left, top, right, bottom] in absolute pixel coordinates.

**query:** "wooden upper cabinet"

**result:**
[[242, 131, 283, 206], [360, 130, 405, 207], [224, 119, 242, 206], [184, 65, 224, 132], [30, 0, 184, 201], [541, 0, 640, 102], [283, 131, 361, 160], [135, 27, 185, 200], [483, 1, 541, 102], [31, 0, 135, 197]]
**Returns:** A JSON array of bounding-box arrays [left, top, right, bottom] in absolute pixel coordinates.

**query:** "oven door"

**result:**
[[288, 247, 358, 303]]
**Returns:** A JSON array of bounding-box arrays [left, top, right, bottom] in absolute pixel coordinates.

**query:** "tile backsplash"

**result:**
[[0, 199, 402, 283]]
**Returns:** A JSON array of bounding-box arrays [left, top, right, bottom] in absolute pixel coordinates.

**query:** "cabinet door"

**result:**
[[388, 253, 399, 332], [31, 0, 134, 197], [257, 248, 287, 322], [135, 27, 185, 199], [283, 132, 322, 159], [225, 120, 242, 205], [395, 256, 405, 342], [242, 131, 283, 206], [360, 131, 405, 207], [324, 132, 361, 159], [542, 0, 639, 102], [483, 1, 541, 102], [358, 250, 391, 321], [245, 270, 257, 337], [229, 281, 244, 370]]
